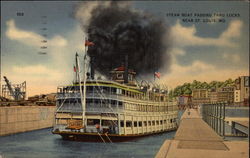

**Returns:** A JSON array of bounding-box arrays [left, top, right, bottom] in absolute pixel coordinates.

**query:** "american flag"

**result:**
[[154, 72, 161, 79], [85, 40, 94, 46]]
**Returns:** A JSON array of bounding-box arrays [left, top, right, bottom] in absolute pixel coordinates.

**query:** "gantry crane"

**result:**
[[2, 76, 26, 101]]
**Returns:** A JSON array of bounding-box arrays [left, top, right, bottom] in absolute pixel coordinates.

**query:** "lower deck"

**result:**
[[54, 112, 178, 135]]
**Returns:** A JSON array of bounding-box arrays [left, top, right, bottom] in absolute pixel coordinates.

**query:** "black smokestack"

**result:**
[[124, 55, 128, 83], [75, 1, 171, 77], [90, 56, 95, 80]]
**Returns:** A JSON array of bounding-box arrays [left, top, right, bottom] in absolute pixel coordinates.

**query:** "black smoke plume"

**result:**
[[76, 2, 171, 77]]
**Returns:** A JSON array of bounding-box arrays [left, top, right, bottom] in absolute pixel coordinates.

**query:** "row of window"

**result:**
[[58, 85, 168, 102], [87, 119, 118, 126], [58, 98, 175, 112], [120, 119, 176, 127], [125, 103, 175, 112], [86, 119, 176, 127]]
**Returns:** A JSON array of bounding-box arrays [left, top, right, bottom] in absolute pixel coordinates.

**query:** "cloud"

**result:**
[[12, 65, 63, 82], [2, 21, 89, 96], [6, 20, 42, 46], [222, 53, 240, 63], [2, 65, 65, 96], [158, 60, 248, 88], [159, 19, 247, 88], [50, 36, 68, 47], [170, 60, 215, 75], [220, 20, 242, 39], [6, 19, 67, 47], [171, 48, 186, 56], [171, 20, 243, 47]]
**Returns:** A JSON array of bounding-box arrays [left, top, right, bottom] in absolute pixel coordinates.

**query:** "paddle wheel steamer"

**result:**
[[52, 49, 178, 142]]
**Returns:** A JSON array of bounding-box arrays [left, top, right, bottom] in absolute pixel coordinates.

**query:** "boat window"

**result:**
[[152, 121, 155, 126], [128, 74, 133, 81], [131, 92, 134, 98], [160, 120, 163, 125], [135, 104, 138, 111], [94, 99, 101, 104], [86, 99, 93, 104], [148, 121, 151, 126], [156, 121, 159, 125], [103, 87, 110, 93], [126, 121, 132, 127], [101, 120, 112, 126], [143, 121, 147, 126], [117, 73, 123, 79], [111, 87, 117, 94], [87, 86, 93, 92], [134, 122, 137, 127], [58, 88, 62, 93], [118, 102, 123, 109], [87, 119, 100, 126], [138, 121, 142, 127], [120, 121, 124, 127], [111, 100, 116, 105], [116, 88, 122, 94], [170, 119, 173, 123]]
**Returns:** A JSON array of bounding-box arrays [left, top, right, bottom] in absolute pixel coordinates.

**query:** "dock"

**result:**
[[155, 109, 249, 158]]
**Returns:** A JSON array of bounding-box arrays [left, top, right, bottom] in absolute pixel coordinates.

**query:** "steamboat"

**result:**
[[52, 50, 178, 142]]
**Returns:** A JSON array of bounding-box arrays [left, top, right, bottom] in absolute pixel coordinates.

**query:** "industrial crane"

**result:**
[[3, 76, 26, 101]]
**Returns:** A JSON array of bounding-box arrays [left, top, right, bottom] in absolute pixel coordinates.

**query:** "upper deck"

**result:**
[[55, 79, 177, 115], [57, 80, 169, 104]]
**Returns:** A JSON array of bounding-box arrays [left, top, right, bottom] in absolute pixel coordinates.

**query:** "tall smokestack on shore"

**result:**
[[75, 1, 171, 78]]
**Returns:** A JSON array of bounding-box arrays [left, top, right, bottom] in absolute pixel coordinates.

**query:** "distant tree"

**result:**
[[171, 77, 236, 98], [184, 88, 192, 95]]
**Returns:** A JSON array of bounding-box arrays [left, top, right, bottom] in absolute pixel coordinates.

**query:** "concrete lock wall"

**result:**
[[0, 106, 55, 136]]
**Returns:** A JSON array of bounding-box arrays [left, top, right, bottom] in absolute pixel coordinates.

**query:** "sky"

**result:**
[[1, 1, 249, 96]]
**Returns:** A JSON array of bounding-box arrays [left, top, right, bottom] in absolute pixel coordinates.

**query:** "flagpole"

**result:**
[[75, 52, 78, 83], [82, 37, 87, 128]]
